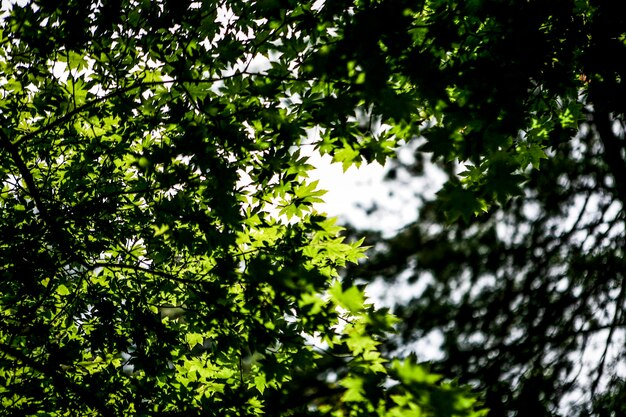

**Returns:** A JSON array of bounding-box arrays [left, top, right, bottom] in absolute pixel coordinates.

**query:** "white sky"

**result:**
[[307, 140, 445, 235]]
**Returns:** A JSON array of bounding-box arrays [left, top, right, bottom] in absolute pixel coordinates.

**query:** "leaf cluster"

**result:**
[[0, 1, 487, 416]]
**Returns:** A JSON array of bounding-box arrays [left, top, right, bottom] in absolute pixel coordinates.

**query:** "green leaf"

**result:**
[[437, 183, 488, 222], [330, 281, 365, 313], [333, 146, 361, 172], [56, 285, 70, 296], [254, 374, 267, 394], [340, 376, 365, 402], [185, 333, 204, 348]]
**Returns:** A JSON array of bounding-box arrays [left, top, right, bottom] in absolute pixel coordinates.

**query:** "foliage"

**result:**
[[346, 1, 626, 416], [314, 0, 598, 219], [0, 1, 488, 416]]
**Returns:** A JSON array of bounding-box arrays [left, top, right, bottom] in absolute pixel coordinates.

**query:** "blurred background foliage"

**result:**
[[340, 1, 626, 416]]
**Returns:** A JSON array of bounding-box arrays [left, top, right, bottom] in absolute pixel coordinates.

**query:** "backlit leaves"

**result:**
[[0, 1, 487, 416]]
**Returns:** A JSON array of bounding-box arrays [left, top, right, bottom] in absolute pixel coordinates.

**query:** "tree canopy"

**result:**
[[0, 1, 493, 416], [345, 1, 626, 416]]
